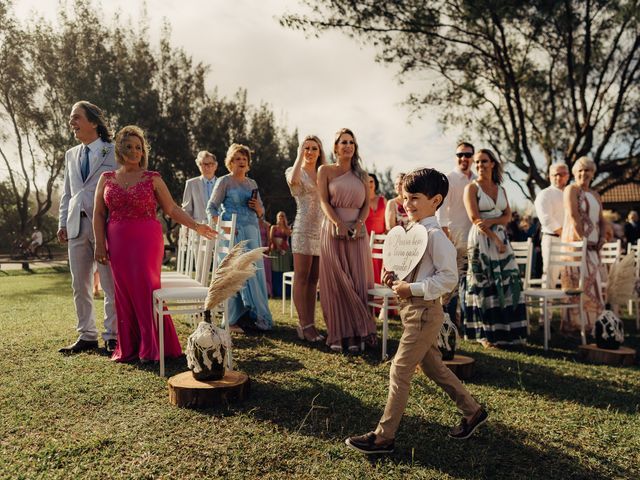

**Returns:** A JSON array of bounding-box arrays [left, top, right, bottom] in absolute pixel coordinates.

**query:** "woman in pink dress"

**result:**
[[318, 128, 376, 353], [93, 125, 216, 363], [365, 173, 387, 284]]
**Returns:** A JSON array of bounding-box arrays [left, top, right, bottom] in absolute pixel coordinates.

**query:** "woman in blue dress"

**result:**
[[206, 143, 273, 331]]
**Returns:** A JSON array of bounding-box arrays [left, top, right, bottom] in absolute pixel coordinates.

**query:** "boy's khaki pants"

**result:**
[[375, 297, 480, 441]]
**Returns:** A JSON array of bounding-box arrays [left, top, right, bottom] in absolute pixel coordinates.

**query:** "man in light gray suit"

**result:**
[[58, 101, 118, 354], [181, 151, 218, 222]]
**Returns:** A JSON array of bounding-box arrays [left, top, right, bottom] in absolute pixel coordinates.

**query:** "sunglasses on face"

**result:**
[[456, 152, 473, 158]]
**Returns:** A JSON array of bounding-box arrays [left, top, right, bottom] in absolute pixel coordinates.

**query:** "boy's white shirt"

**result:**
[[407, 215, 459, 300]]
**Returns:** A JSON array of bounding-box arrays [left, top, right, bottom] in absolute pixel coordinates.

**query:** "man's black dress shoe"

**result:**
[[58, 339, 99, 354], [105, 339, 117, 354]]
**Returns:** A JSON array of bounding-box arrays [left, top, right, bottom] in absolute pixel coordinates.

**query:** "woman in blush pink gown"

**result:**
[[93, 125, 215, 363], [318, 128, 375, 354]]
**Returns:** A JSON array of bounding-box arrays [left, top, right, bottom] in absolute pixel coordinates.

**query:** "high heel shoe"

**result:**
[[296, 323, 325, 343]]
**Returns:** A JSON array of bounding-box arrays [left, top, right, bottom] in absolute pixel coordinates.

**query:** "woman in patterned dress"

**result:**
[[286, 135, 327, 342], [560, 156, 605, 335], [463, 149, 527, 348]]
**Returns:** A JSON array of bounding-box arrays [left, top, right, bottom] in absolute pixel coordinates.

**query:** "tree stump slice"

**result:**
[[578, 344, 636, 366], [168, 370, 250, 408], [444, 355, 475, 380]]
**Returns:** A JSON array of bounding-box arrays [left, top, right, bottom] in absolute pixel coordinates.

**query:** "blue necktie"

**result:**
[[81, 146, 90, 182], [206, 180, 213, 200]]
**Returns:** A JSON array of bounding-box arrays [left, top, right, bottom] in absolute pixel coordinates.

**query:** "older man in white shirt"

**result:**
[[534, 163, 569, 287], [436, 142, 476, 325], [182, 151, 218, 222]]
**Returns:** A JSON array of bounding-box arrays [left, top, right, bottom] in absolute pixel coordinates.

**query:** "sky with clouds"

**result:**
[[12, 0, 530, 208]]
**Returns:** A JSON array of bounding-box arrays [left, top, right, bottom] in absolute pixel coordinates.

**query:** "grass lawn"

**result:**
[[1, 270, 639, 479]]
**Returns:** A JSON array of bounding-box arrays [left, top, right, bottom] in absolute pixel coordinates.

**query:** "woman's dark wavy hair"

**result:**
[[476, 148, 503, 185], [73, 101, 112, 143], [368, 172, 380, 193]]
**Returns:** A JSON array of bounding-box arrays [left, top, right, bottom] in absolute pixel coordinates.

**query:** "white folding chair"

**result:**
[[599, 240, 622, 305], [367, 232, 395, 360], [282, 271, 294, 317], [152, 214, 237, 376], [523, 239, 588, 350], [161, 227, 200, 285], [510, 239, 534, 331]]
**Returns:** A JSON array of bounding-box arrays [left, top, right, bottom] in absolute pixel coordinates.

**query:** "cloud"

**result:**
[[12, 0, 528, 208]]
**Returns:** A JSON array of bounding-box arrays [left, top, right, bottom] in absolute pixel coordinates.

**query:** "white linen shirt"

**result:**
[[436, 168, 476, 246], [407, 216, 459, 300], [534, 185, 564, 234]]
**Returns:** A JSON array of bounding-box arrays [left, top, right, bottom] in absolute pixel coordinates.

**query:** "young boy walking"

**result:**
[[346, 168, 487, 454]]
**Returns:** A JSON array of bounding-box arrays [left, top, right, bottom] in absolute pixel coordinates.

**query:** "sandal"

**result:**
[[296, 323, 325, 343]]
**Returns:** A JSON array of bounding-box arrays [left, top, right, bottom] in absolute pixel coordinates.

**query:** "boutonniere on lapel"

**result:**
[[101, 146, 110, 157]]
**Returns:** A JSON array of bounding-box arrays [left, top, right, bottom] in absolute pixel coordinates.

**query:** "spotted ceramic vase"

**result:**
[[438, 313, 457, 361], [594, 310, 624, 350]]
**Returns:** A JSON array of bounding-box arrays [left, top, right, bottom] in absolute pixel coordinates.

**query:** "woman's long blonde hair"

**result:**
[[333, 127, 368, 183]]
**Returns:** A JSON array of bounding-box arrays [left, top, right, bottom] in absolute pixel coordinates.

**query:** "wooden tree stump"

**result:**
[[577, 344, 636, 366], [168, 370, 250, 408], [444, 355, 476, 380]]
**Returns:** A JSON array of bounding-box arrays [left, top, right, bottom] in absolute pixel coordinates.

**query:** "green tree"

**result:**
[[282, 0, 640, 198], [0, 0, 298, 244]]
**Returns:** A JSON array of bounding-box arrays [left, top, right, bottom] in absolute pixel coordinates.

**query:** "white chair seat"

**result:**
[[523, 288, 578, 298], [160, 277, 202, 288], [368, 286, 395, 297]]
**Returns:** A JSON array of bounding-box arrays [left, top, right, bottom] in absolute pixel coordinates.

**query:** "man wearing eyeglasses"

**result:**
[[436, 142, 476, 326], [534, 163, 569, 287], [182, 151, 218, 222]]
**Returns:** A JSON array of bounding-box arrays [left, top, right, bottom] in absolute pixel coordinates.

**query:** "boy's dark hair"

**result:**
[[402, 168, 449, 210]]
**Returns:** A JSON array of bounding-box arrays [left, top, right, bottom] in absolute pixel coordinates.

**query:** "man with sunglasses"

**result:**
[[182, 151, 218, 222], [436, 142, 476, 326], [534, 163, 569, 288]]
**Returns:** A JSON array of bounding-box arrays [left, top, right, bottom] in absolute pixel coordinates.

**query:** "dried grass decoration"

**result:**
[[186, 241, 267, 380]]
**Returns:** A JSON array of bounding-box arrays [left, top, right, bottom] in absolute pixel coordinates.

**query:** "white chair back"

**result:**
[[210, 214, 238, 280], [369, 232, 386, 261], [511, 239, 532, 285], [545, 239, 587, 290], [175, 226, 189, 275], [600, 240, 622, 272], [627, 239, 640, 257]]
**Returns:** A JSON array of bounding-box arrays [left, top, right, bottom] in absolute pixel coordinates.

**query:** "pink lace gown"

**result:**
[[103, 171, 182, 362]]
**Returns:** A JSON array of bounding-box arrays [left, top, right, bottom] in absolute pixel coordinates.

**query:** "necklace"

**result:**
[[118, 169, 143, 188]]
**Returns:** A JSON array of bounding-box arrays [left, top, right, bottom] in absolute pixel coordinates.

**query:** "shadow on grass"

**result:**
[[191, 367, 620, 479], [468, 350, 640, 413]]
